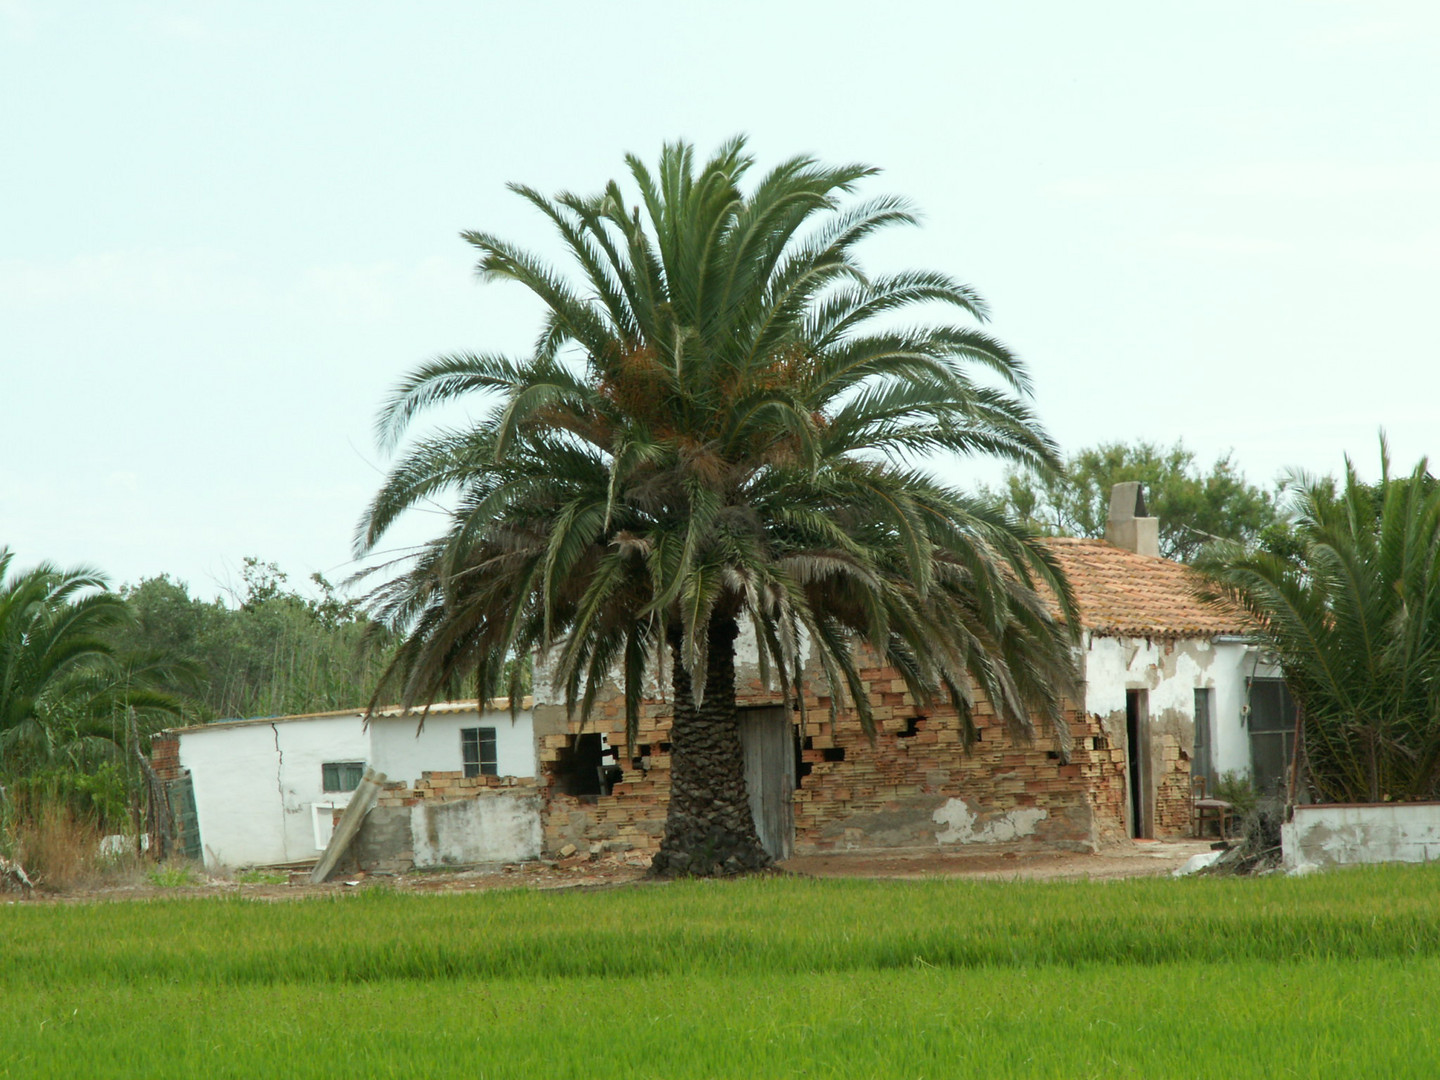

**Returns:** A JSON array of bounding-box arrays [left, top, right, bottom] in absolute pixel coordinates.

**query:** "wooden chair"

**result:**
[[1192, 775, 1235, 839]]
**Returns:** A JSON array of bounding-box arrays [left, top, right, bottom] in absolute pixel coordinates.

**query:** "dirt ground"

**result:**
[[6, 838, 1220, 903]]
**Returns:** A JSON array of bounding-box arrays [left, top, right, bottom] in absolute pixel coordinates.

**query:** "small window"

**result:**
[[322, 761, 366, 793], [461, 727, 499, 778]]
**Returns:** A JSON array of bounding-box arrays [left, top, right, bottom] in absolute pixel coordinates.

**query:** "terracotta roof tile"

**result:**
[[1040, 537, 1246, 639]]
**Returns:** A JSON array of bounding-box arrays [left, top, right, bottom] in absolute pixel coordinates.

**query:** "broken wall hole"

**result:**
[[549, 733, 622, 799], [899, 716, 922, 738], [821, 747, 846, 763]]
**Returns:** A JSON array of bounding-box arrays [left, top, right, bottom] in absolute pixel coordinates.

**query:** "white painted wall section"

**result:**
[[1283, 803, 1440, 871], [1082, 634, 1254, 776], [411, 793, 543, 866], [179, 713, 368, 868], [368, 709, 534, 784]]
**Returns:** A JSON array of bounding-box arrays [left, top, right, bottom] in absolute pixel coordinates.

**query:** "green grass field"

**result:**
[[3, 865, 1440, 1078]]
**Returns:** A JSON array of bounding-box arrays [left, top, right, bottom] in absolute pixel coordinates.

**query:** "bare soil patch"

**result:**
[[7, 839, 1216, 903]]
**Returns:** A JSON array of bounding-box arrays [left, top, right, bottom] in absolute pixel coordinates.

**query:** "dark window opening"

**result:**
[[1046, 750, 1061, 760], [802, 735, 814, 751], [899, 716, 922, 738], [1193, 687, 1214, 787], [631, 743, 650, 771], [821, 746, 845, 763], [551, 732, 618, 797], [1126, 690, 1150, 839], [461, 727, 499, 778], [658, 742, 671, 754], [322, 761, 365, 793], [1091, 734, 1107, 752], [1248, 678, 1299, 797]]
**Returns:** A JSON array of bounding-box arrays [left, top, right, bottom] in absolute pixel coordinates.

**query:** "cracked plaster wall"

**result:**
[[1082, 635, 1253, 777], [179, 714, 368, 868], [177, 708, 537, 869], [1284, 803, 1440, 870], [1080, 634, 1254, 835]]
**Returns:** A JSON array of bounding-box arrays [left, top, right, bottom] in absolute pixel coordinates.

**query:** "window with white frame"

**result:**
[[461, 727, 499, 777]]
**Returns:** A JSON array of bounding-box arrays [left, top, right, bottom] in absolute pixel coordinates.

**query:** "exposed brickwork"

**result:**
[[1154, 734, 1194, 837], [535, 655, 1137, 858], [149, 734, 183, 781], [374, 771, 538, 809]]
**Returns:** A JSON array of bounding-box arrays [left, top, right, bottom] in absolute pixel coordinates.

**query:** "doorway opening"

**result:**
[[737, 705, 796, 860], [1126, 690, 1151, 838]]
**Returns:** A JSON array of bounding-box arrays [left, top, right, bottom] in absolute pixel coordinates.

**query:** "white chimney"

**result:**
[[1106, 482, 1159, 557]]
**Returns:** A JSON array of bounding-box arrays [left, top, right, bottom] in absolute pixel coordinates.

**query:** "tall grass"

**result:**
[[5, 866, 1440, 984], [4, 868, 1440, 1078], [9, 804, 115, 892]]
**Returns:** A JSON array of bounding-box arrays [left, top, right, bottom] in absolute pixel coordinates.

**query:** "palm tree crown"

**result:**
[[359, 139, 1078, 875]]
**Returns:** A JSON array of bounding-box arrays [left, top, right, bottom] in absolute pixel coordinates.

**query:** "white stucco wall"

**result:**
[[368, 708, 535, 784], [1082, 634, 1254, 777], [179, 713, 369, 868], [1283, 803, 1440, 870], [176, 705, 537, 869], [411, 793, 543, 866]]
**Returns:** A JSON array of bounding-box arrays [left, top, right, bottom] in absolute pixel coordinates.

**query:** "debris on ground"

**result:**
[[1172, 850, 1224, 876], [0, 855, 33, 893], [1199, 800, 1285, 876]]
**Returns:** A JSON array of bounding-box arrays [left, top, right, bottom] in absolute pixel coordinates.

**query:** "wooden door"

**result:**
[[738, 706, 795, 860]]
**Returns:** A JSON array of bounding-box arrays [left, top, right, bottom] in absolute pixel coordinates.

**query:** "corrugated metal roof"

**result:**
[[1041, 537, 1246, 639], [164, 697, 532, 736]]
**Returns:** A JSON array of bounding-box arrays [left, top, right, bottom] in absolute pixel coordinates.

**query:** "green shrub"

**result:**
[[235, 869, 287, 885], [1212, 770, 1259, 816], [146, 864, 198, 888]]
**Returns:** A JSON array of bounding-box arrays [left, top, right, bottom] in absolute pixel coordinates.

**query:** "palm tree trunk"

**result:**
[[649, 613, 773, 878]]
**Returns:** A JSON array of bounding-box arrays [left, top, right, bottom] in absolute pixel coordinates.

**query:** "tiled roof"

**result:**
[[1040, 537, 1247, 639]]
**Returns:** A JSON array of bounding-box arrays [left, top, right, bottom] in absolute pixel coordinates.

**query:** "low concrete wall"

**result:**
[[347, 790, 542, 873], [412, 793, 542, 867], [1282, 802, 1440, 871]]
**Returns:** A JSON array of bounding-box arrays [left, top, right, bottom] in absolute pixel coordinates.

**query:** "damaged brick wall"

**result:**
[[150, 734, 183, 782], [1154, 734, 1194, 837], [534, 656, 1134, 858]]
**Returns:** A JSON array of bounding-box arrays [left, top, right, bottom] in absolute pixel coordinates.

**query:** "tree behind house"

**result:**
[[116, 559, 393, 721], [989, 440, 1278, 562]]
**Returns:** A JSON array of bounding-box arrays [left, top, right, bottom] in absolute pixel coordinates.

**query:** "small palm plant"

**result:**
[[1198, 445, 1440, 803]]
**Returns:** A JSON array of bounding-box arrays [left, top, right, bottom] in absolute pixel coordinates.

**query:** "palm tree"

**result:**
[[0, 551, 187, 823], [0, 550, 132, 756], [1197, 445, 1440, 803], [358, 139, 1079, 876]]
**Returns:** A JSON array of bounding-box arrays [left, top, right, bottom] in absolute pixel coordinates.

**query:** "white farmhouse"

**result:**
[[1044, 483, 1295, 838], [152, 700, 536, 869]]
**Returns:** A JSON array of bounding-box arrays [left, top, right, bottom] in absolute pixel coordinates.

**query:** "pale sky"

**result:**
[[4, 2, 1438, 599]]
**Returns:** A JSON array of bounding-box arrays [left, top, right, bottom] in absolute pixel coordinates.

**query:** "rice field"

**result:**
[[3, 865, 1439, 1078]]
